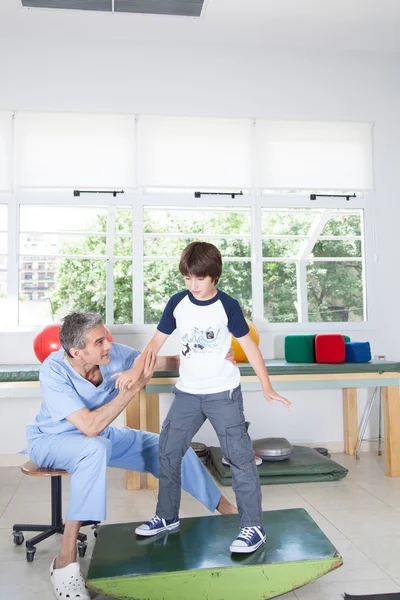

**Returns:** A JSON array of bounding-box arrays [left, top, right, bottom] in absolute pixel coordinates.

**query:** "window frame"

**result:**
[[0, 188, 375, 333], [256, 196, 373, 330]]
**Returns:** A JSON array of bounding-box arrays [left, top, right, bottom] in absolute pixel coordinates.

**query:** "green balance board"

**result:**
[[87, 509, 342, 600]]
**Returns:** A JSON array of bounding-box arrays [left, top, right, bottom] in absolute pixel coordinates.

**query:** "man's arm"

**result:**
[[66, 351, 157, 437]]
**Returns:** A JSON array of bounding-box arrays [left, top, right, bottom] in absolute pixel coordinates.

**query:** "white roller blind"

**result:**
[[255, 120, 373, 190], [138, 116, 252, 188], [16, 112, 136, 188], [0, 112, 12, 191]]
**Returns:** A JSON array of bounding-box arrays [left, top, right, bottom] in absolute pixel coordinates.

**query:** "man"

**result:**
[[26, 312, 236, 600]]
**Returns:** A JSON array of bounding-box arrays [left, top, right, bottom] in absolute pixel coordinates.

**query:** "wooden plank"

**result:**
[[145, 371, 400, 387], [87, 509, 342, 600], [0, 381, 40, 389], [343, 388, 358, 455], [125, 390, 141, 491], [383, 386, 400, 477]]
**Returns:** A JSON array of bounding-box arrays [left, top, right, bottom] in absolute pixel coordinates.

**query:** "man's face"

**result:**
[[73, 325, 113, 366]]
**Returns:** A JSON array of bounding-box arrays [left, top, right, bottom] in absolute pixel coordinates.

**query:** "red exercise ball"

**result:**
[[33, 323, 62, 363]]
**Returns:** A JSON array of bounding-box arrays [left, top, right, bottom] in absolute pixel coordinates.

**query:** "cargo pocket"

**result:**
[[226, 421, 254, 466], [159, 419, 189, 458]]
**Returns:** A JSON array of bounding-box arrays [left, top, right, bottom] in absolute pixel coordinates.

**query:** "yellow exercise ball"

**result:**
[[231, 319, 260, 362]]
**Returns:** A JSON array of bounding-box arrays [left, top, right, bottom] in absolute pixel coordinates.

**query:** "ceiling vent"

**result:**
[[21, 0, 204, 17]]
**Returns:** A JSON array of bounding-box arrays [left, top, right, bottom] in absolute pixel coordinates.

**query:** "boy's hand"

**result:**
[[264, 389, 292, 411], [112, 351, 156, 391], [225, 347, 236, 364]]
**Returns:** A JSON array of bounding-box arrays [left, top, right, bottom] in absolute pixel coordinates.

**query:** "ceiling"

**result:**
[[1, 0, 400, 53]]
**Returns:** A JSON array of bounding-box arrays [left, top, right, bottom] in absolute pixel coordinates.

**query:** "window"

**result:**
[[143, 206, 252, 323], [138, 116, 252, 189], [0, 112, 373, 330], [0, 205, 7, 327], [16, 112, 136, 188], [18, 205, 132, 326], [255, 120, 372, 190], [262, 208, 365, 323], [0, 112, 12, 191]]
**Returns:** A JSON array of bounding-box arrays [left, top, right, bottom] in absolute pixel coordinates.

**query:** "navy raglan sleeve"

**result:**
[[157, 296, 178, 335], [219, 292, 250, 337]]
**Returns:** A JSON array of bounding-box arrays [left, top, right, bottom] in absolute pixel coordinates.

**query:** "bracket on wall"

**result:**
[[310, 193, 356, 202], [73, 190, 125, 197], [194, 191, 243, 199]]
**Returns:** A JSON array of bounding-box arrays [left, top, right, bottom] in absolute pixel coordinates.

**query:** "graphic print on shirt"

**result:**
[[181, 326, 220, 358]]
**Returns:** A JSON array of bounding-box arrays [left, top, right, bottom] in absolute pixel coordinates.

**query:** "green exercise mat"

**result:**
[[207, 445, 348, 485]]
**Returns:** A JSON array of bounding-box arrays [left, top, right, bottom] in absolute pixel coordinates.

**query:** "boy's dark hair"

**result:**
[[179, 242, 222, 284]]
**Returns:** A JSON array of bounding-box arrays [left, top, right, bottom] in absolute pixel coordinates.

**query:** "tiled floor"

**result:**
[[1, 450, 400, 599]]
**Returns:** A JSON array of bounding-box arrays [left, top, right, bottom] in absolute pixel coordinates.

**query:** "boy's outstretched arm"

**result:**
[[236, 334, 292, 411], [113, 330, 170, 389]]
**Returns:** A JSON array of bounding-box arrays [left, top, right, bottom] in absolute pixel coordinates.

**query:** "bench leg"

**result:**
[[125, 390, 141, 491], [383, 386, 400, 476], [141, 392, 160, 491], [343, 388, 358, 455]]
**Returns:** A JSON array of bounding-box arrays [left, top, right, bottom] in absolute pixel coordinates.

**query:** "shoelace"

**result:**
[[238, 527, 257, 542], [149, 515, 162, 526]]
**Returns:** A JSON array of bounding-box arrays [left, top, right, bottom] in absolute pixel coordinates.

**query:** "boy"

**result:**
[[116, 242, 291, 553]]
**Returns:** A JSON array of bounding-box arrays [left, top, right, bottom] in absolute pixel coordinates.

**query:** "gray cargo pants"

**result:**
[[156, 385, 263, 528]]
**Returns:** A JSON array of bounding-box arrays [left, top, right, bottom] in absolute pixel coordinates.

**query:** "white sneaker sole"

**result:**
[[135, 520, 180, 537], [229, 535, 266, 554]]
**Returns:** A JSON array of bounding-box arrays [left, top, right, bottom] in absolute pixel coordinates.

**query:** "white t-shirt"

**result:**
[[157, 289, 249, 394]]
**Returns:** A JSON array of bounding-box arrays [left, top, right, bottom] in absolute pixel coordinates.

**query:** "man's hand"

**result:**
[[112, 351, 157, 391], [264, 389, 292, 411]]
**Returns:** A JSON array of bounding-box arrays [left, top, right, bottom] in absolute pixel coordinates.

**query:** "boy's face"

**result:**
[[183, 274, 217, 301]]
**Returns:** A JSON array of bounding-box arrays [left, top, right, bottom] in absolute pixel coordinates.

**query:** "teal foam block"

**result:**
[[284, 335, 316, 363]]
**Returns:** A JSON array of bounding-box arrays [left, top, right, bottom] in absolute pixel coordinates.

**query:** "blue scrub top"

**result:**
[[26, 343, 140, 442]]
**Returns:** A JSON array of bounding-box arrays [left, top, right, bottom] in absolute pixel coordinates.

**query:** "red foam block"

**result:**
[[315, 333, 345, 364]]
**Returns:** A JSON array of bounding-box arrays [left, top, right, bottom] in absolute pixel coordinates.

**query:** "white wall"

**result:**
[[1, 37, 399, 460]]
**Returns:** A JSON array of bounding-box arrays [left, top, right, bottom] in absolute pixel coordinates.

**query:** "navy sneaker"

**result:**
[[135, 515, 180, 537], [229, 526, 266, 553]]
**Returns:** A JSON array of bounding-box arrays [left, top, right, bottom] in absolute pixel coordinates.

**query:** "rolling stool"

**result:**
[[12, 461, 99, 562]]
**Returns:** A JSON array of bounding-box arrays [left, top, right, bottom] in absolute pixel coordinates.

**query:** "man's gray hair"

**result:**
[[60, 312, 104, 355]]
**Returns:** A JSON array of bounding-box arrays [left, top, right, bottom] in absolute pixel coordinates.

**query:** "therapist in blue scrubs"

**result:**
[[26, 312, 236, 600]]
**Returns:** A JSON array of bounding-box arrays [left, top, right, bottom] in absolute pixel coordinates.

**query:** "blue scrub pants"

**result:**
[[28, 426, 221, 522]]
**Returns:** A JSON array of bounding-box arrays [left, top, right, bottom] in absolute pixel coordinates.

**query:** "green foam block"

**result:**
[[285, 335, 316, 363]]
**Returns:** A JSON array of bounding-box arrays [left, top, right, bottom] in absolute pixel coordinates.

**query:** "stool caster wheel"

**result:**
[[77, 541, 87, 558], [26, 547, 36, 562], [13, 531, 24, 546], [93, 525, 99, 538]]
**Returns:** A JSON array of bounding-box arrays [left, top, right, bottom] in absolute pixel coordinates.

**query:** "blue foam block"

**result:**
[[345, 342, 371, 363]]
